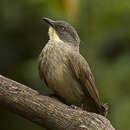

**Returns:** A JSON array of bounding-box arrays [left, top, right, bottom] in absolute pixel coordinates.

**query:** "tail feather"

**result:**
[[97, 103, 109, 117], [82, 102, 109, 117]]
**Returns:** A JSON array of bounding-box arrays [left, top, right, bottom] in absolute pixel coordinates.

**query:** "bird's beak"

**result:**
[[43, 17, 55, 28]]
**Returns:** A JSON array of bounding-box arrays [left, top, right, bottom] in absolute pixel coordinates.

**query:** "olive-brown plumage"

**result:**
[[39, 18, 107, 116]]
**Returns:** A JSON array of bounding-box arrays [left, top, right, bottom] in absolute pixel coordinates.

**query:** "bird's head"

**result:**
[[43, 17, 80, 47]]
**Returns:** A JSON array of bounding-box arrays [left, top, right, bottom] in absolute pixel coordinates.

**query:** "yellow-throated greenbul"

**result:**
[[39, 17, 108, 116]]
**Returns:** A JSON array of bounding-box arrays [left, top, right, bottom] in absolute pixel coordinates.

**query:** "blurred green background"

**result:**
[[0, 0, 130, 130]]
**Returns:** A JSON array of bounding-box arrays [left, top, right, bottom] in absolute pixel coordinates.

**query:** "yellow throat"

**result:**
[[48, 27, 62, 42]]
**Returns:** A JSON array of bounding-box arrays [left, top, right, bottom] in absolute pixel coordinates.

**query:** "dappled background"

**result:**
[[0, 0, 130, 130]]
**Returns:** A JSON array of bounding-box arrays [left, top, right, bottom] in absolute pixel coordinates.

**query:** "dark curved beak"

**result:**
[[42, 17, 55, 28]]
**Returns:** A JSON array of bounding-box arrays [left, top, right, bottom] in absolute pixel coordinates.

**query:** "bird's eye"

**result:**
[[61, 26, 65, 30]]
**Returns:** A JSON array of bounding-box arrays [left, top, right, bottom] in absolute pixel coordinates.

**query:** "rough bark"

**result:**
[[0, 75, 115, 130]]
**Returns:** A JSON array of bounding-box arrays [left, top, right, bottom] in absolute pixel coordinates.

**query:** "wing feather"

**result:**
[[68, 52, 101, 106]]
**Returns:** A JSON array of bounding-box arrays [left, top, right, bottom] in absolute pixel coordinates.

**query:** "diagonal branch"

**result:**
[[0, 75, 115, 130]]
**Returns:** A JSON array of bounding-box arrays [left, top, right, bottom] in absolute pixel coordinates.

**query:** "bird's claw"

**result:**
[[69, 105, 82, 110]]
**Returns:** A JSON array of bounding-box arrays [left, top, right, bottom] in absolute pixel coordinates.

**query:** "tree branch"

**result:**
[[0, 75, 115, 130]]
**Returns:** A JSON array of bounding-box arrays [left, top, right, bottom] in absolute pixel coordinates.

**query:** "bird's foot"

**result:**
[[69, 105, 82, 110]]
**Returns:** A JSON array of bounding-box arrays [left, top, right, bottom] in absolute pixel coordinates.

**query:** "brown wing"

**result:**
[[68, 51, 101, 106]]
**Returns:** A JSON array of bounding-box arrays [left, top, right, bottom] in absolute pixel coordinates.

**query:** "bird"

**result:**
[[38, 17, 108, 116]]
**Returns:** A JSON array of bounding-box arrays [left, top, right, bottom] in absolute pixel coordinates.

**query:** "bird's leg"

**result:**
[[69, 105, 83, 110], [48, 93, 82, 110]]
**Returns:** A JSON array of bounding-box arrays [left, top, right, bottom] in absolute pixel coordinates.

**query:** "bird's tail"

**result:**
[[97, 103, 109, 117], [82, 102, 109, 117]]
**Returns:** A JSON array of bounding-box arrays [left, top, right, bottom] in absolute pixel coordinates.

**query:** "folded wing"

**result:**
[[68, 52, 101, 107]]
